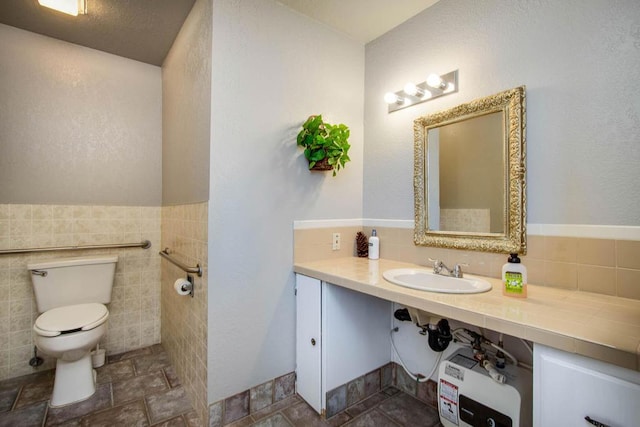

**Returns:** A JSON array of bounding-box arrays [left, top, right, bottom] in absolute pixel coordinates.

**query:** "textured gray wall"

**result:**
[[0, 24, 162, 205], [162, 0, 212, 205], [364, 0, 640, 226], [208, 0, 364, 403]]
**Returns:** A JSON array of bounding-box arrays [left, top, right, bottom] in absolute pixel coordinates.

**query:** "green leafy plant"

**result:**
[[296, 115, 351, 176]]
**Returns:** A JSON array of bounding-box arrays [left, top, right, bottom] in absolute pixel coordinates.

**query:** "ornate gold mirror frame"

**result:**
[[414, 86, 527, 253]]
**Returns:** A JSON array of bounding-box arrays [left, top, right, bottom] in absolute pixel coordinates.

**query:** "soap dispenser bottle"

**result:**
[[502, 253, 527, 298], [368, 229, 380, 260]]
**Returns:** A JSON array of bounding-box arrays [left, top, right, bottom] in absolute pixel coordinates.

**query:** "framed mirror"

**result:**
[[413, 86, 526, 253]]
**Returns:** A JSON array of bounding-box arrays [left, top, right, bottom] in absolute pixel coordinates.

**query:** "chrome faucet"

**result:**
[[429, 258, 465, 278]]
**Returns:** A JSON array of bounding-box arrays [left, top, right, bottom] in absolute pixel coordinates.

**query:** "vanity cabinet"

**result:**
[[295, 274, 392, 415], [533, 344, 640, 427]]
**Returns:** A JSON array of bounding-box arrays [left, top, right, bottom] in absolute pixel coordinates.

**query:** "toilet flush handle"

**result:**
[[30, 269, 48, 277]]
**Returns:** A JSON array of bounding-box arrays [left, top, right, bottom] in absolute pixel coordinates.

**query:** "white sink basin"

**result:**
[[382, 268, 492, 294]]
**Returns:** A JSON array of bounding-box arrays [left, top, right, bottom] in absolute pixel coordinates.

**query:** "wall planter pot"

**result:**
[[296, 115, 351, 176]]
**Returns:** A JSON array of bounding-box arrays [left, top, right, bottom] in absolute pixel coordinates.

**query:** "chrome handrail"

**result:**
[[159, 248, 202, 277], [0, 240, 151, 256]]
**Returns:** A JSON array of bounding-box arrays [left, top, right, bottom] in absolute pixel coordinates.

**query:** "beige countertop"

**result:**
[[294, 257, 640, 371]]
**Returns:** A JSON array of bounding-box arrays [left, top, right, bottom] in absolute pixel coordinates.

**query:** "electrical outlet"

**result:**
[[332, 232, 341, 250]]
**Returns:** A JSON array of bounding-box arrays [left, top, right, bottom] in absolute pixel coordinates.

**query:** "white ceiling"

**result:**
[[278, 0, 439, 43], [0, 0, 438, 65]]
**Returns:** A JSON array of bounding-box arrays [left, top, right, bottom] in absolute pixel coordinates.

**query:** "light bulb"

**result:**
[[384, 92, 403, 105], [426, 73, 446, 90], [403, 82, 425, 98], [446, 82, 455, 92]]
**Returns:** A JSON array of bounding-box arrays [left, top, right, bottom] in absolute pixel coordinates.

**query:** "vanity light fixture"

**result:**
[[38, 0, 87, 16], [385, 70, 458, 113]]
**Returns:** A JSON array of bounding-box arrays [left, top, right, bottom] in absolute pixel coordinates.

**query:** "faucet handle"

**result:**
[[452, 263, 469, 278], [428, 258, 443, 273]]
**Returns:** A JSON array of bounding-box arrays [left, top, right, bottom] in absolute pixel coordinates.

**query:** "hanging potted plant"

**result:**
[[296, 115, 351, 176]]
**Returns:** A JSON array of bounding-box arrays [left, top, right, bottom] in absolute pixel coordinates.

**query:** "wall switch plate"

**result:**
[[332, 232, 341, 250]]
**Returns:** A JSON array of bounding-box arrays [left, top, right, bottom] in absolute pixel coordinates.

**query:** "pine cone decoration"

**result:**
[[356, 232, 368, 257]]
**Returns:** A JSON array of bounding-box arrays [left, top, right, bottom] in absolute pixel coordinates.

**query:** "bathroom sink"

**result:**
[[382, 268, 492, 294]]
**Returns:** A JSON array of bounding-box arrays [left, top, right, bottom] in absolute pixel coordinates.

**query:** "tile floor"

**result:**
[[0, 344, 444, 427], [222, 386, 443, 427], [0, 344, 200, 426]]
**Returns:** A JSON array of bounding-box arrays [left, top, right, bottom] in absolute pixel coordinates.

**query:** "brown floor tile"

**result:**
[[0, 370, 55, 391], [112, 371, 169, 405], [152, 415, 187, 426], [226, 415, 255, 427], [343, 408, 399, 427], [108, 347, 154, 363], [14, 380, 54, 409], [281, 401, 330, 427], [253, 413, 293, 427], [0, 401, 48, 427], [0, 386, 19, 412], [150, 344, 167, 355], [96, 359, 136, 384], [79, 400, 149, 427], [377, 393, 440, 427], [45, 383, 112, 426], [326, 411, 353, 427], [381, 387, 400, 397], [0, 345, 202, 427], [183, 409, 204, 427], [134, 352, 172, 375], [145, 386, 193, 424], [345, 392, 390, 418], [251, 395, 301, 422], [164, 365, 181, 388]]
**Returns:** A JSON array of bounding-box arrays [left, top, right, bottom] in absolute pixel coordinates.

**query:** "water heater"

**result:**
[[438, 348, 532, 427]]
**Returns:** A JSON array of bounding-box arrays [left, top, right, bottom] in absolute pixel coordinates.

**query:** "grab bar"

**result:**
[[0, 240, 151, 256], [159, 248, 202, 277]]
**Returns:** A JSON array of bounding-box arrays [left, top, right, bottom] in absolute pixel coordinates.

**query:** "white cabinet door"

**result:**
[[534, 344, 640, 427], [295, 275, 322, 413]]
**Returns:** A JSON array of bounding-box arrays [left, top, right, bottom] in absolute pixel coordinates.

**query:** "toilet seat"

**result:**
[[34, 303, 109, 337]]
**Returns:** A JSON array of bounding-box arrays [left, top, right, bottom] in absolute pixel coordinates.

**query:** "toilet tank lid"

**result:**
[[28, 255, 118, 270], [35, 303, 109, 335]]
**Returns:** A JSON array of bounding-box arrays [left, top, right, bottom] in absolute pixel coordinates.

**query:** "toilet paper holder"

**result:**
[[178, 275, 195, 297]]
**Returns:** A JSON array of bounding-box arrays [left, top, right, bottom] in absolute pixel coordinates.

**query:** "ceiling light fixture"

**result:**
[[38, 0, 87, 16], [384, 70, 458, 113]]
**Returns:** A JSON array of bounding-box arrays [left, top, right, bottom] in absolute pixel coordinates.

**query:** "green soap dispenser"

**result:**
[[502, 253, 527, 298]]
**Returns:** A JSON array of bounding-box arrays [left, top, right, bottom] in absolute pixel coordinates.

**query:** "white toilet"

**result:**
[[27, 255, 118, 407]]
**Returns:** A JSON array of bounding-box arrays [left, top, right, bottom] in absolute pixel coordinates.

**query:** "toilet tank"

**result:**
[[28, 255, 118, 312]]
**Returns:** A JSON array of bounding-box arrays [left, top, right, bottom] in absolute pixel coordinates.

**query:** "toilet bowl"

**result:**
[[28, 256, 118, 407], [33, 303, 110, 407]]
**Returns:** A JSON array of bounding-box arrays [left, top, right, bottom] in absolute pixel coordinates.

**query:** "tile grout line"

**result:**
[[277, 407, 297, 427], [40, 401, 49, 427], [10, 384, 24, 411]]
